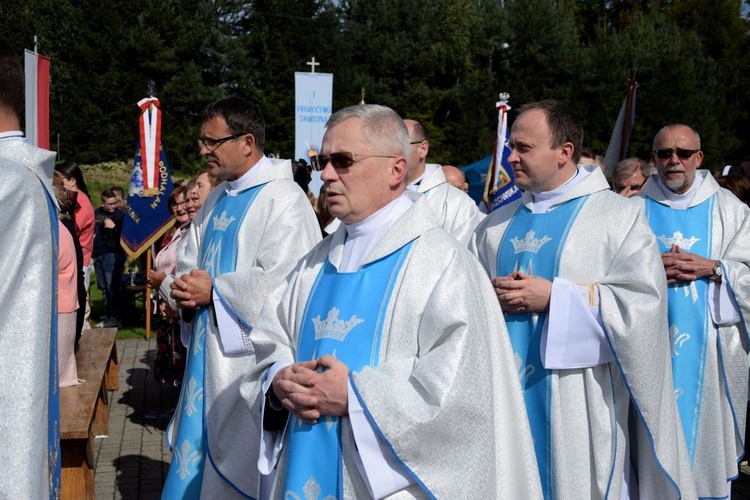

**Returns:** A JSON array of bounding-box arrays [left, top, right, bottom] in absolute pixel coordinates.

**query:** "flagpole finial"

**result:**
[[359, 87, 366, 105], [498, 92, 510, 105], [147, 80, 156, 98]]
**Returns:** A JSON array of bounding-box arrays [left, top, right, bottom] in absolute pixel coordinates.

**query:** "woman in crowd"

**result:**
[[193, 168, 220, 208], [53, 172, 83, 386], [55, 161, 95, 328], [147, 186, 193, 384]]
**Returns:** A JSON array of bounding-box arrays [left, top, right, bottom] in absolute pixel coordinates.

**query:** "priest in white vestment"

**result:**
[[0, 35, 61, 499], [164, 96, 320, 498], [471, 100, 697, 499], [241, 104, 542, 499], [403, 119, 484, 245], [638, 123, 750, 498]]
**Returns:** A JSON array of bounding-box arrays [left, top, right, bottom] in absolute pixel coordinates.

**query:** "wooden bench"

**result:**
[[59, 328, 119, 500]]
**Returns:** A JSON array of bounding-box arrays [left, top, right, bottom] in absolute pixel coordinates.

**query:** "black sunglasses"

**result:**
[[613, 177, 649, 193], [654, 148, 700, 160], [310, 151, 397, 171]]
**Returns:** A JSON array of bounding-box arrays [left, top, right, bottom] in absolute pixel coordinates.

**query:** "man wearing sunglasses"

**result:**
[[402, 119, 484, 245], [638, 123, 750, 498], [243, 104, 541, 498], [164, 96, 320, 498], [471, 100, 695, 499]]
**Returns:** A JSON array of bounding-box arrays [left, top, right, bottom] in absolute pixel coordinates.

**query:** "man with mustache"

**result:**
[[164, 96, 320, 498], [638, 123, 750, 498], [471, 100, 696, 498]]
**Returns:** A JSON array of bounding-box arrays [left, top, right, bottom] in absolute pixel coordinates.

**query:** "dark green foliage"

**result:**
[[1, 0, 748, 170]]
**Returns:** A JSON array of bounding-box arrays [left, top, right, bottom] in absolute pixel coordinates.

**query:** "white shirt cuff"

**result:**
[[541, 277, 613, 369], [258, 361, 292, 475], [348, 380, 413, 498]]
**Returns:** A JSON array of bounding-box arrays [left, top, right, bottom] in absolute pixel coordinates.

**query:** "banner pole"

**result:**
[[145, 248, 152, 340]]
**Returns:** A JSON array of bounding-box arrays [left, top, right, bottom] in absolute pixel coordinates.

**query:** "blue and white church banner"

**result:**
[[294, 66, 333, 163], [121, 97, 175, 259]]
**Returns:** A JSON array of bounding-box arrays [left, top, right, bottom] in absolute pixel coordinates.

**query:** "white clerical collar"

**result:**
[[530, 166, 589, 214], [0, 130, 25, 141], [225, 155, 274, 196], [406, 163, 435, 191], [655, 175, 703, 210], [339, 193, 414, 272]]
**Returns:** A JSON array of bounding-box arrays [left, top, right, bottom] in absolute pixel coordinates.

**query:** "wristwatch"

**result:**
[[711, 261, 722, 282]]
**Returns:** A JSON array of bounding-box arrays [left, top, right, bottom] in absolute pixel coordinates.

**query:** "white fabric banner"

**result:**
[[24, 50, 39, 147], [294, 72, 333, 163]]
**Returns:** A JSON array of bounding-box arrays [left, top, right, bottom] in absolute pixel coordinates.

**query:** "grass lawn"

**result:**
[[89, 269, 149, 340]]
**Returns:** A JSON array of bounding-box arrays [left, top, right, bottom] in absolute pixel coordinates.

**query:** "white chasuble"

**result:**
[[242, 196, 543, 499], [472, 165, 697, 499], [164, 184, 265, 498], [640, 171, 750, 499], [170, 158, 321, 498]]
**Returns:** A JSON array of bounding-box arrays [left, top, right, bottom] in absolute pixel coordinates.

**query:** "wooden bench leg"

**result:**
[[61, 435, 94, 500], [106, 339, 119, 392], [93, 373, 109, 437]]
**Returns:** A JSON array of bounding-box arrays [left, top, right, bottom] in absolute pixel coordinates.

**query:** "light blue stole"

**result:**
[[645, 196, 714, 463], [497, 198, 587, 498], [43, 186, 61, 499], [163, 185, 265, 499], [283, 242, 414, 499]]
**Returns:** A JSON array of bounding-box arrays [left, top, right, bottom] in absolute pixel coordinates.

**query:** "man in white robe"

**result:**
[[165, 96, 320, 498], [403, 119, 483, 245], [638, 123, 750, 498], [0, 35, 60, 499], [471, 100, 696, 499], [241, 104, 542, 499]]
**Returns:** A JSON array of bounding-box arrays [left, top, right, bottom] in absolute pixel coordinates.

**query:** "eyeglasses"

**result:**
[[613, 177, 648, 193], [310, 151, 397, 171], [654, 148, 700, 160], [410, 140, 425, 145], [197, 133, 247, 153]]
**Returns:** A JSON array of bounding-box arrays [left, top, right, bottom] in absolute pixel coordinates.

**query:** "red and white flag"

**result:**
[[24, 49, 51, 149], [137, 97, 163, 192]]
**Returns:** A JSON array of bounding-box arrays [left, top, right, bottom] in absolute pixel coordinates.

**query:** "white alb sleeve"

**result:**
[[708, 278, 741, 326], [348, 380, 413, 498], [212, 286, 254, 354], [541, 277, 614, 369], [258, 361, 292, 475]]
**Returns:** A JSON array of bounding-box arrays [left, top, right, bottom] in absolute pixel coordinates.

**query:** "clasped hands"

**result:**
[[492, 271, 552, 313], [170, 269, 213, 308], [271, 355, 349, 424], [661, 244, 716, 285]]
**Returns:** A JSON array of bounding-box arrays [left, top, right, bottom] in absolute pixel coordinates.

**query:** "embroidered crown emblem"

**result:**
[[510, 230, 552, 254], [212, 211, 236, 232], [312, 307, 364, 342], [657, 231, 699, 250]]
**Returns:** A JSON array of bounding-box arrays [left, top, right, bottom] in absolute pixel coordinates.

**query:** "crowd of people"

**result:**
[[2, 31, 750, 499]]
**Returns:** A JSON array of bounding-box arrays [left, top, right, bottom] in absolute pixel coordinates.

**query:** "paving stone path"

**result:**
[[93, 338, 750, 499], [94, 337, 177, 500]]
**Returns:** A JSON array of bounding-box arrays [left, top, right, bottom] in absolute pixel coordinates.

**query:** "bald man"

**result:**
[[442, 165, 469, 193], [403, 119, 483, 245], [638, 123, 750, 498]]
